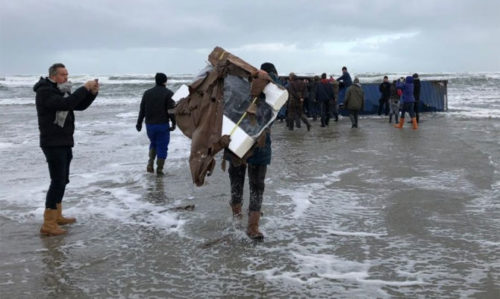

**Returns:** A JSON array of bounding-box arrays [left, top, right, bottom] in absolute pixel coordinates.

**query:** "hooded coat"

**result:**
[[34, 77, 96, 147], [397, 76, 415, 103], [344, 83, 365, 111]]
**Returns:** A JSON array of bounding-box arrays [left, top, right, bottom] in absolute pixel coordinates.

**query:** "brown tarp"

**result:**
[[175, 47, 271, 186]]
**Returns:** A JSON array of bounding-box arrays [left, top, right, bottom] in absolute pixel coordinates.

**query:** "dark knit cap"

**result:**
[[155, 73, 167, 85]]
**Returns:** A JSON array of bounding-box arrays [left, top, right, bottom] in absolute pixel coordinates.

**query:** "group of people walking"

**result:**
[[281, 67, 421, 130]]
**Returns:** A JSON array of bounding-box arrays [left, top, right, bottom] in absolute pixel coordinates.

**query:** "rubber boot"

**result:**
[[302, 116, 311, 131], [156, 158, 165, 176], [412, 117, 418, 130], [230, 203, 242, 219], [247, 211, 264, 241], [394, 118, 405, 129], [56, 203, 76, 225], [40, 209, 66, 236], [147, 149, 156, 173]]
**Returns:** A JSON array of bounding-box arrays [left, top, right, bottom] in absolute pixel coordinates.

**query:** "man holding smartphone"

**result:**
[[34, 63, 99, 236]]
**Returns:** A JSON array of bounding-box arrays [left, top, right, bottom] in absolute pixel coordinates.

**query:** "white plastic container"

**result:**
[[221, 116, 255, 158], [263, 83, 288, 111], [172, 84, 189, 103]]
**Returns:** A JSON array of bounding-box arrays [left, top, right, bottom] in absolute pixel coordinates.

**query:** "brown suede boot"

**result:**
[[230, 203, 242, 218], [411, 117, 418, 130], [147, 149, 156, 173], [247, 211, 264, 241], [40, 209, 66, 236], [394, 117, 405, 129], [56, 203, 76, 225]]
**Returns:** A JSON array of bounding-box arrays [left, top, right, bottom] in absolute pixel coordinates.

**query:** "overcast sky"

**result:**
[[1, 0, 499, 76]]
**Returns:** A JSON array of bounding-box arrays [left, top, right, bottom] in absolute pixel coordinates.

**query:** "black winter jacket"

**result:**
[[413, 78, 421, 101], [315, 81, 335, 103], [34, 77, 97, 147], [137, 85, 176, 126], [379, 82, 391, 99]]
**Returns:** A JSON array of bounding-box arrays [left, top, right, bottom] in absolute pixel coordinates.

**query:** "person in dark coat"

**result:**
[[308, 76, 320, 121], [344, 77, 364, 128], [286, 73, 311, 131], [336, 66, 352, 89], [378, 76, 391, 116], [315, 73, 335, 127], [136, 73, 176, 176], [34, 63, 99, 236], [413, 73, 421, 123], [331, 79, 340, 122], [388, 80, 400, 124], [224, 62, 279, 241]]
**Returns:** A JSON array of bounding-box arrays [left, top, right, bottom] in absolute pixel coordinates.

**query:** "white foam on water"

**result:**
[[115, 112, 138, 119], [328, 230, 385, 237], [357, 278, 426, 286], [0, 142, 15, 149], [276, 187, 314, 219], [276, 167, 360, 219], [394, 168, 475, 194]]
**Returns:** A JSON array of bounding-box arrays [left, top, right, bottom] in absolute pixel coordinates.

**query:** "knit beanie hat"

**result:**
[[155, 73, 167, 85], [260, 62, 277, 75]]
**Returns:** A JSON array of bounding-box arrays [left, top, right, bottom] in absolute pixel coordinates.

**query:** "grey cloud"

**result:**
[[1, 0, 499, 74]]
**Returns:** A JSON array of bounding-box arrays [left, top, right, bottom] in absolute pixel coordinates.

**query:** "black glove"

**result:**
[[136, 123, 142, 132]]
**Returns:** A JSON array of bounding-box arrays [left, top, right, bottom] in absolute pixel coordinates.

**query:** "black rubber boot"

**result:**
[[147, 149, 156, 173], [156, 158, 165, 176]]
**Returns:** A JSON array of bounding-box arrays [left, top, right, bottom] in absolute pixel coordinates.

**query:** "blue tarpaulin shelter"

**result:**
[[337, 80, 448, 114]]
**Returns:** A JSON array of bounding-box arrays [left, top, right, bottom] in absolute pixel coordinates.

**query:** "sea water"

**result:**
[[0, 73, 499, 297]]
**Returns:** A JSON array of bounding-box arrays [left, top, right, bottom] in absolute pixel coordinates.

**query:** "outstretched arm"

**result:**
[[74, 92, 97, 111], [40, 86, 90, 111]]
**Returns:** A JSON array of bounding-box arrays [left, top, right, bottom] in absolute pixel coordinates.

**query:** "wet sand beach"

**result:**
[[1, 94, 499, 298]]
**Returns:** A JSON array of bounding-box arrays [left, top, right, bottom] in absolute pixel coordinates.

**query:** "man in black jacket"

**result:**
[[315, 73, 335, 127], [378, 76, 391, 116], [34, 63, 99, 236], [413, 73, 421, 123], [136, 73, 176, 176]]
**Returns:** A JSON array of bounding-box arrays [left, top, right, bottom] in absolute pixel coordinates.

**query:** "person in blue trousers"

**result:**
[[136, 73, 176, 176]]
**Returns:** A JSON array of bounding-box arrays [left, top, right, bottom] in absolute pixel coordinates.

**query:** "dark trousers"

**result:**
[[330, 99, 339, 121], [287, 100, 310, 130], [146, 123, 170, 159], [42, 147, 72, 209], [378, 98, 389, 115], [414, 101, 420, 123], [349, 110, 359, 128], [308, 100, 320, 120], [401, 102, 416, 119], [228, 163, 267, 212], [320, 100, 331, 126]]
